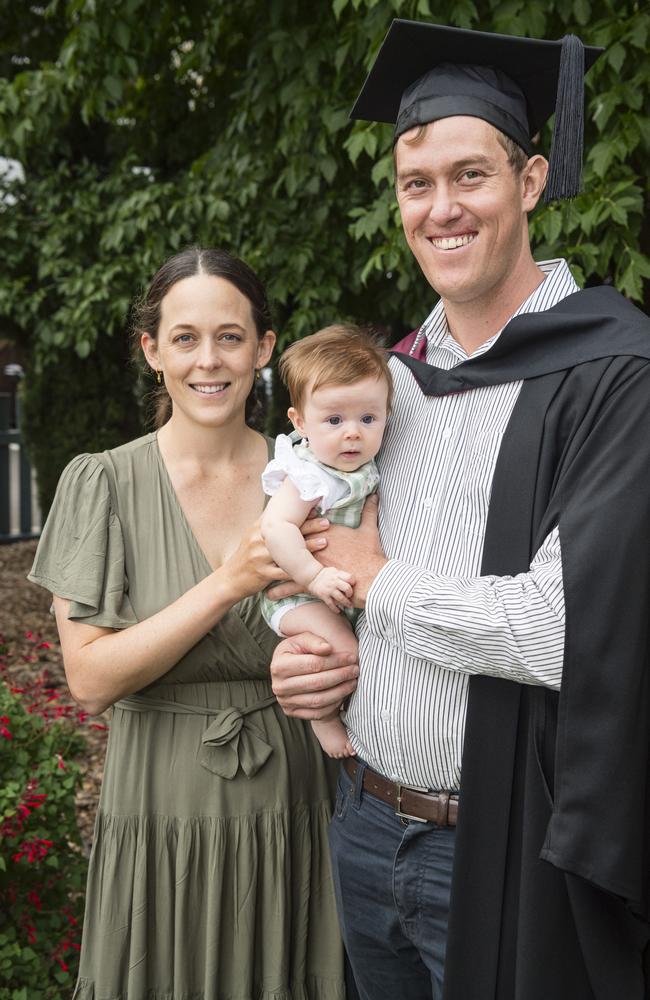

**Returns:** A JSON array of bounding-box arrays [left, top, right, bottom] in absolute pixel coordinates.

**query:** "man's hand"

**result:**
[[270, 632, 359, 719], [269, 494, 387, 608]]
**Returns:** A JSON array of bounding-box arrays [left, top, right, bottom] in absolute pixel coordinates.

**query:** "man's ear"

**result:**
[[287, 407, 305, 436], [522, 154, 549, 213]]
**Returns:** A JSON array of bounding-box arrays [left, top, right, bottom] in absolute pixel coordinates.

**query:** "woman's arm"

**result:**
[[55, 519, 286, 716]]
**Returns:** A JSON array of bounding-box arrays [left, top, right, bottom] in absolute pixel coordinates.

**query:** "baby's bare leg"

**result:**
[[280, 602, 357, 759]]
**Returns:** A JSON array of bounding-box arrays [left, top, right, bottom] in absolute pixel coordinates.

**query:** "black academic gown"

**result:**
[[394, 286, 650, 1000]]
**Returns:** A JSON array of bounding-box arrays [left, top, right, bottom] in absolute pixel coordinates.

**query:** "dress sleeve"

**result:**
[[28, 453, 137, 629]]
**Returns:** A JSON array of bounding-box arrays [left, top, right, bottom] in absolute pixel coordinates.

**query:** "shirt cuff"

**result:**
[[365, 559, 428, 645]]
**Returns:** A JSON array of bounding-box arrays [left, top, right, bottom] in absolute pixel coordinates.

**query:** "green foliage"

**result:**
[[347, 0, 650, 312], [0, 654, 87, 997], [0, 0, 647, 455], [20, 339, 141, 517]]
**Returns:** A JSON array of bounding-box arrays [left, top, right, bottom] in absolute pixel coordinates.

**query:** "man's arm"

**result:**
[[314, 502, 564, 689], [302, 499, 563, 690], [271, 497, 564, 716], [365, 527, 564, 690]]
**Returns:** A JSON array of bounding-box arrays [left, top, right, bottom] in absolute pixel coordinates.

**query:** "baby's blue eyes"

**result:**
[[326, 415, 375, 426]]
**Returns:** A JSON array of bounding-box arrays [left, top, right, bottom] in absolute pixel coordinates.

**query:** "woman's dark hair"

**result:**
[[130, 246, 273, 428]]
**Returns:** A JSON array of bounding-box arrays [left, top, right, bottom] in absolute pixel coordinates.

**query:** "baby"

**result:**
[[260, 324, 392, 757]]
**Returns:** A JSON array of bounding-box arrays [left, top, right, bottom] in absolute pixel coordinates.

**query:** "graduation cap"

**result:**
[[350, 20, 604, 201]]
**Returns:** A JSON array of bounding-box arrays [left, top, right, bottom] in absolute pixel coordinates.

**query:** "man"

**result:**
[[271, 19, 650, 1000]]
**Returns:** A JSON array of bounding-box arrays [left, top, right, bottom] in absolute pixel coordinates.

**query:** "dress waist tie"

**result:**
[[115, 693, 278, 780]]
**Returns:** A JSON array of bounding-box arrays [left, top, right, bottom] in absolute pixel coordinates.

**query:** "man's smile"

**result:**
[[427, 233, 477, 251]]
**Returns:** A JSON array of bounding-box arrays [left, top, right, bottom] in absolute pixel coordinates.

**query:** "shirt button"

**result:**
[[385, 627, 394, 641], [422, 497, 432, 510], [442, 427, 453, 441], [381, 710, 391, 721]]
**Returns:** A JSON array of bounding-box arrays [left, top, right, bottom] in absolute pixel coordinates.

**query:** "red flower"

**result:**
[[12, 837, 54, 864], [25, 793, 47, 809], [27, 889, 43, 910]]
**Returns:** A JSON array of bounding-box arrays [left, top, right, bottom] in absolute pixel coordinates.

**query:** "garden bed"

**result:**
[[0, 540, 109, 854]]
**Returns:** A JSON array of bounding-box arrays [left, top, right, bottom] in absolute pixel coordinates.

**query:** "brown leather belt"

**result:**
[[344, 757, 459, 827]]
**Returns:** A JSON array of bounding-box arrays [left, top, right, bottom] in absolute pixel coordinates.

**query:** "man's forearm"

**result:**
[[365, 527, 564, 690]]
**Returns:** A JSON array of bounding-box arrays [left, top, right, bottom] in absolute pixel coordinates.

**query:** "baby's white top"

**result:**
[[262, 434, 351, 514]]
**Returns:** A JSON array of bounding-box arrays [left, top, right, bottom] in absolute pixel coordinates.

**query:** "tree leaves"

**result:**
[[0, 0, 646, 391]]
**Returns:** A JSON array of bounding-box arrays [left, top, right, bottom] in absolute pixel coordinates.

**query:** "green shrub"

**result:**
[[0, 640, 88, 998], [20, 338, 142, 519]]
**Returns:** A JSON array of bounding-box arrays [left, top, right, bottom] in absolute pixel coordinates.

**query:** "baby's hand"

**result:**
[[308, 566, 354, 612]]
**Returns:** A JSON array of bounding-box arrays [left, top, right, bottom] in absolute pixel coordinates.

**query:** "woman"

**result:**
[[29, 247, 347, 998]]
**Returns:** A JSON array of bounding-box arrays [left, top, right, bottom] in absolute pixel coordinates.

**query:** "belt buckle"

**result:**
[[395, 783, 428, 824]]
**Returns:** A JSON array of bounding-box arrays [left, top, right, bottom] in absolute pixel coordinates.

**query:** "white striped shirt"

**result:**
[[346, 259, 579, 790]]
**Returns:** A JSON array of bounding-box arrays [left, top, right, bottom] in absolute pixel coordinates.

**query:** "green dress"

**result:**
[[28, 432, 346, 1000]]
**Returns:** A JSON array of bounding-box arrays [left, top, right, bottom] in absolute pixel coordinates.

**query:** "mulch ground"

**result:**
[[0, 539, 109, 854]]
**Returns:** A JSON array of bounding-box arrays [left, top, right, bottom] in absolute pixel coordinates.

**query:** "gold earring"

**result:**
[[155, 370, 163, 385], [255, 369, 261, 381]]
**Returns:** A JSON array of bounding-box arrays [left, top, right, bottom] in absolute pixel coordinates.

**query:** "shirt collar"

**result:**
[[412, 258, 579, 362]]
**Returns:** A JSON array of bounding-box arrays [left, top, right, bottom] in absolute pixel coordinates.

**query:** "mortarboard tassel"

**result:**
[[544, 34, 585, 202]]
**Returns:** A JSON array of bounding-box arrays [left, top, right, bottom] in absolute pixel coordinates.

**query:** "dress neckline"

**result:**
[[151, 431, 274, 575]]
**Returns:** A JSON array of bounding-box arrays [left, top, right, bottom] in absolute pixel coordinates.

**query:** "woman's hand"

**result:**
[[222, 517, 288, 600], [221, 517, 330, 602]]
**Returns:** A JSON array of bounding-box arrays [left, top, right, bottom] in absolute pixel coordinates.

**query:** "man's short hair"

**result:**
[[279, 324, 393, 414], [395, 121, 530, 174]]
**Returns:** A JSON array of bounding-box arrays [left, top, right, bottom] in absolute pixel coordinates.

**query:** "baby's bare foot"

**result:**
[[311, 718, 355, 759]]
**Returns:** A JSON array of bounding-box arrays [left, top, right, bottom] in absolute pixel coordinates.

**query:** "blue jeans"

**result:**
[[328, 761, 456, 1000]]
